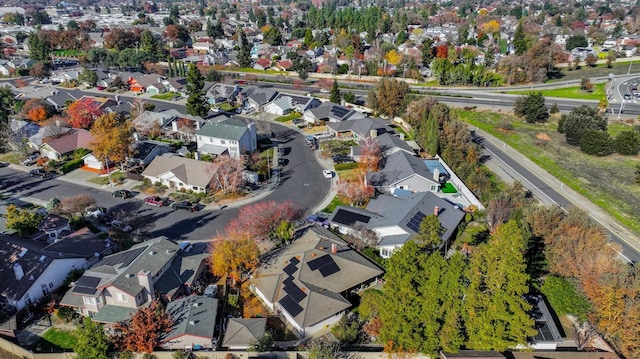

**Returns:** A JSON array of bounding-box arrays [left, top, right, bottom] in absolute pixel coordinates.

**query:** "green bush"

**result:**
[[56, 306, 77, 323], [334, 162, 358, 171], [579, 130, 613, 156], [61, 158, 84, 173], [614, 130, 640, 155]]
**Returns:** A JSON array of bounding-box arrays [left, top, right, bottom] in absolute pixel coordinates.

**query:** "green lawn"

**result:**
[[454, 108, 640, 236], [274, 112, 302, 123], [87, 171, 127, 185], [150, 92, 177, 100], [507, 83, 606, 100], [322, 196, 347, 214], [34, 328, 76, 353]]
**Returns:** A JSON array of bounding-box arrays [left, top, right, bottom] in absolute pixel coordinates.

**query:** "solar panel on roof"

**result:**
[[73, 285, 98, 295], [75, 276, 100, 288], [308, 255, 341, 278], [283, 262, 298, 276], [319, 262, 340, 277], [279, 295, 303, 317], [289, 257, 300, 265], [332, 209, 371, 226], [99, 246, 146, 268], [406, 211, 426, 233], [282, 281, 307, 303], [307, 254, 332, 270]]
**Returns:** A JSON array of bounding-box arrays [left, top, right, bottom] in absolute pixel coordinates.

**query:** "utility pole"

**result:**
[[105, 155, 112, 186]]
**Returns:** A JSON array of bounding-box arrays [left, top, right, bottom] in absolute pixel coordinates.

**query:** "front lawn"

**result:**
[[33, 328, 76, 353], [87, 171, 127, 185], [150, 92, 177, 100], [0, 152, 23, 164], [274, 112, 302, 123], [506, 82, 606, 100], [454, 108, 640, 236], [322, 196, 346, 214]]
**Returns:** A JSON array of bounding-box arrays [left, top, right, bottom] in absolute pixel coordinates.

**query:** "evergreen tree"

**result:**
[[0, 86, 15, 150], [185, 64, 208, 117], [74, 317, 111, 359], [27, 33, 49, 61], [238, 30, 252, 67], [614, 130, 640, 155], [513, 92, 549, 123], [304, 28, 313, 48], [329, 79, 341, 103], [464, 221, 537, 351], [423, 114, 439, 156], [560, 105, 607, 146], [140, 29, 161, 62], [513, 20, 528, 56], [414, 214, 444, 249], [580, 130, 613, 156]]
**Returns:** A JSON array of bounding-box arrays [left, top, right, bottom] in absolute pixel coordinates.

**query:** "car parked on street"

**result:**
[[29, 168, 50, 178], [112, 190, 132, 199], [323, 170, 334, 179], [111, 220, 132, 232], [171, 200, 197, 212], [143, 196, 167, 207], [84, 206, 107, 218]]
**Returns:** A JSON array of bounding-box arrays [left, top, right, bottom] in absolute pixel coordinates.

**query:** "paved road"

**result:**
[[475, 129, 640, 263], [0, 124, 331, 244]]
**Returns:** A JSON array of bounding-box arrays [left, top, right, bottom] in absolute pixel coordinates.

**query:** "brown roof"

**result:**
[[42, 129, 94, 156]]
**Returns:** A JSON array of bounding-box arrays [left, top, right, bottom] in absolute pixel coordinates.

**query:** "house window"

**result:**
[[83, 297, 96, 305], [49, 282, 53, 288], [221, 140, 226, 144], [430, 185, 437, 191], [116, 293, 128, 302], [380, 248, 392, 258]]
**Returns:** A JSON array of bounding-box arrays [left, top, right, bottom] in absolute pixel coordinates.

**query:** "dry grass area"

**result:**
[[456, 109, 640, 234]]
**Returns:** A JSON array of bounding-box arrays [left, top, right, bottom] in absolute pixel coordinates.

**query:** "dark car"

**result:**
[[112, 190, 132, 199], [0, 162, 9, 167], [171, 201, 197, 212], [29, 168, 50, 178], [143, 196, 167, 207], [97, 213, 114, 226], [307, 214, 329, 227]]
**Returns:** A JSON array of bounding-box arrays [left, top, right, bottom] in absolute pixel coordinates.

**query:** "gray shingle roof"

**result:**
[[327, 117, 395, 138], [163, 295, 217, 343], [222, 318, 267, 349], [142, 155, 213, 189], [196, 121, 248, 141], [304, 102, 364, 122], [366, 150, 438, 187]]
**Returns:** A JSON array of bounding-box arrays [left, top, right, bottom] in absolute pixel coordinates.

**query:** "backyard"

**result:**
[[453, 108, 640, 236]]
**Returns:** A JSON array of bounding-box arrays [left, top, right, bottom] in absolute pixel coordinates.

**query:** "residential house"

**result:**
[[303, 102, 365, 124], [142, 155, 214, 193], [206, 83, 242, 106], [78, 95, 118, 112], [45, 90, 77, 110], [43, 227, 114, 267], [350, 132, 416, 161], [129, 74, 166, 94], [192, 41, 216, 54], [326, 117, 396, 142], [365, 150, 446, 194], [38, 129, 95, 161], [0, 236, 88, 312], [50, 69, 80, 84], [128, 140, 173, 167], [253, 58, 271, 71], [0, 61, 11, 76], [241, 87, 279, 111], [164, 77, 188, 97], [251, 226, 383, 337], [222, 318, 267, 350], [196, 117, 257, 159], [39, 215, 71, 243], [161, 295, 218, 351], [328, 191, 465, 258], [263, 93, 321, 116], [60, 236, 208, 324]]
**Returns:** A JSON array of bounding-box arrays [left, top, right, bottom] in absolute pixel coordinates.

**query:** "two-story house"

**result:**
[[196, 117, 257, 159]]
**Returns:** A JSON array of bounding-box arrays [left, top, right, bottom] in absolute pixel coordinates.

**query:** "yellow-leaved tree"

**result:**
[[384, 49, 403, 66], [89, 112, 133, 165], [210, 235, 260, 286], [483, 20, 500, 34]]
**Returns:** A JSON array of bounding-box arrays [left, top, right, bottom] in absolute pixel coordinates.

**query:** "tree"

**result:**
[[224, 200, 303, 245], [606, 51, 616, 68], [74, 317, 111, 359], [292, 57, 313, 80], [584, 53, 598, 67], [374, 78, 409, 117], [513, 92, 549, 123], [614, 130, 640, 155], [163, 24, 189, 46], [464, 221, 536, 351], [579, 130, 612, 156], [513, 20, 528, 55], [343, 91, 356, 104], [414, 214, 445, 249], [78, 68, 99, 87], [29, 61, 49, 79], [249, 333, 274, 352], [90, 112, 133, 164], [559, 105, 607, 146], [263, 26, 283, 46], [384, 49, 402, 66], [332, 315, 360, 343], [66, 97, 103, 129], [566, 35, 589, 50], [103, 28, 140, 51], [27, 33, 49, 61], [208, 155, 244, 194], [113, 300, 173, 354], [139, 29, 162, 62], [336, 179, 375, 206], [210, 236, 259, 285], [304, 340, 350, 359], [185, 64, 207, 117], [329, 79, 341, 104], [22, 98, 52, 124], [4, 204, 43, 236], [238, 30, 252, 67], [60, 194, 96, 218]]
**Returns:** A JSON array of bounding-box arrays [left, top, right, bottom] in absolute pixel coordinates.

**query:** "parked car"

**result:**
[[323, 170, 334, 179], [624, 93, 633, 100], [315, 132, 334, 140], [29, 168, 50, 178], [84, 206, 107, 218], [320, 88, 330, 93], [0, 162, 9, 167], [171, 200, 197, 212], [21, 154, 39, 166], [143, 196, 167, 207], [97, 213, 114, 226], [204, 284, 218, 298], [307, 214, 329, 227], [111, 220, 132, 232], [292, 118, 304, 125], [112, 190, 132, 199], [332, 154, 354, 164]]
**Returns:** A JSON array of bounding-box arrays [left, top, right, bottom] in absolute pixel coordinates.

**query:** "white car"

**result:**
[[323, 170, 334, 179], [320, 88, 330, 94]]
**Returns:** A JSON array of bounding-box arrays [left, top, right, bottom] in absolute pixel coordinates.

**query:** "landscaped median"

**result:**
[[505, 82, 606, 101], [454, 108, 640, 236]]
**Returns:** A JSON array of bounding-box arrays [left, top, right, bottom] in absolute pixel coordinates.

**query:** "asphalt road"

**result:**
[[0, 124, 331, 244], [475, 130, 640, 263]]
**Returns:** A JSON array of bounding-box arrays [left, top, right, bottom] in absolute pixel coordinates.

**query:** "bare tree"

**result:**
[[60, 194, 96, 218], [209, 155, 245, 194]]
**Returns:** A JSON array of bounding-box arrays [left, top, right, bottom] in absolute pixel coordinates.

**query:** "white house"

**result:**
[[195, 117, 257, 159], [142, 155, 213, 193]]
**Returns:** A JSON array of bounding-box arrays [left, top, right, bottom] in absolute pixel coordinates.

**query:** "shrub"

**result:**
[[614, 130, 640, 155], [334, 162, 359, 171], [56, 306, 77, 322], [61, 158, 84, 173], [549, 103, 559, 114], [579, 130, 613, 156], [539, 276, 591, 321]]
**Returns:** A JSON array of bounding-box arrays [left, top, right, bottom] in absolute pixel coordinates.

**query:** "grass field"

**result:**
[[34, 328, 76, 353], [274, 112, 301, 123], [454, 108, 640, 236], [549, 61, 640, 82], [150, 92, 177, 100], [507, 83, 606, 100]]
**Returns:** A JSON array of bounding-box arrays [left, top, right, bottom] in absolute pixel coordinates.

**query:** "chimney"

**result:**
[[369, 129, 377, 138], [433, 168, 440, 182], [13, 263, 24, 280], [434, 206, 440, 216], [194, 151, 201, 161], [137, 270, 155, 301], [331, 243, 337, 254]]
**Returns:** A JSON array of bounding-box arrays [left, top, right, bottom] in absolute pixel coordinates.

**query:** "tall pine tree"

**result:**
[[329, 79, 341, 103], [238, 30, 252, 67], [185, 63, 207, 117], [513, 20, 528, 56]]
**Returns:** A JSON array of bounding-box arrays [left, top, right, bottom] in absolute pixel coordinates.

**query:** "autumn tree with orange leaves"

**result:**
[[112, 300, 172, 354], [224, 200, 303, 246], [209, 235, 260, 286], [66, 97, 102, 129], [21, 98, 53, 124], [208, 155, 245, 195], [358, 136, 382, 173], [90, 112, 133, 165]]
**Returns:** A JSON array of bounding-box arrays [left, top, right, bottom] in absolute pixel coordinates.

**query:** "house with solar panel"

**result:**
[[366, 151, 448, 194], [328, 192, 465, 258], [195, 117, 257, 160], [263, 93, 321, 116], [59, 236, 209, 325], [250, 226, 383, 338], [302, 101, 365, 125]]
